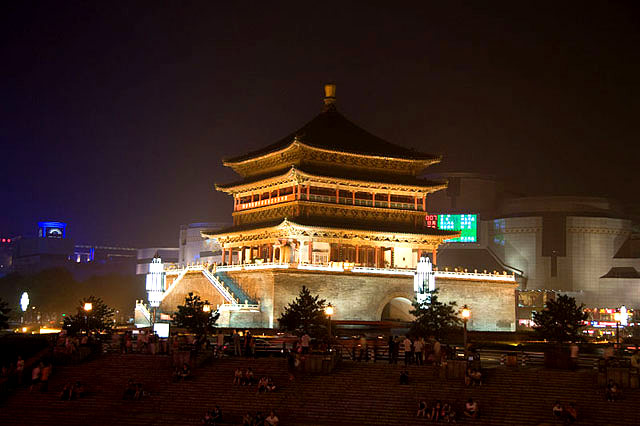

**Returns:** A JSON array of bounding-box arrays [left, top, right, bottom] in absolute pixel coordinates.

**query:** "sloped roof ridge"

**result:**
[[224, 107, 438, 163]]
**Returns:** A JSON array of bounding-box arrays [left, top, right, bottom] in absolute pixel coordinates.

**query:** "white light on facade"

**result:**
[[20, 292, 29, 312], [146, 257, 166, 307], [414, 257, 435, 304]]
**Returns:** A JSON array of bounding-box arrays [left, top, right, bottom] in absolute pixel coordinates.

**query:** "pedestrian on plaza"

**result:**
[[232, 330, 241, 356], [432, 338, 442, 366], [392, 336, 400, 364], [387, 335, 395, 364], [403, 336, 413, 366], [15, 356, 24, 386], [301, 333, 311, 354], [570, 343, 579, 370], [414, 337, 424, 366], [40, 361, 52, 392], [29, 362, 42, 391]]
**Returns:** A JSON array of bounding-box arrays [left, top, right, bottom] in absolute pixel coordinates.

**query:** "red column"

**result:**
[[306, 184, 310, 199], [372, 192, 376, 207], [352, 191, 355, 204], [418, 249, 422, 259], [374, 247, 379, 267], [277, 188, 280, 197], [335, 188, 339, 203], [355, 245, 359, 263], [308, 241, 313, 263], [388, 192, 391, 208], [432, 249, 437, 266], [414, 195, 418, 210], [222, 248, 226, 264], [423, 195, 426, 211], [297, 184, 301, 199]]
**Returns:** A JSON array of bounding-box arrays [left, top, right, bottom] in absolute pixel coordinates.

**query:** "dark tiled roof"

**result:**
[[601, 267, 640, 279], [204, 217, 457, 238], [216, 165, 446, 189], [225, 107, 439, 163], [436, 248, 518, 274]]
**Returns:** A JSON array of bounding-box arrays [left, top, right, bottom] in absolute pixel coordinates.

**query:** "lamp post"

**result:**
[[614, 311, 621, 353], [203, 304, 211, 313], [325, 304, 334, 340], [461, 305, 471, 355], [83, 302, 92, 333]]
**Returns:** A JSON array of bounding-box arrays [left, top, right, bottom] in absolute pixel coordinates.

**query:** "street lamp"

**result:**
[[203, 304, 211, 313], [83, 302, 92, 334], [325, 304, 334, 340], [614, 311, 621, 352], [461, 305, 471, 355]]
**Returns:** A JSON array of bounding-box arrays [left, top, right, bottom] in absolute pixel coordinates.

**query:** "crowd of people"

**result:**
[[417, 398, 479, 422], [242, 409, 279, 426]]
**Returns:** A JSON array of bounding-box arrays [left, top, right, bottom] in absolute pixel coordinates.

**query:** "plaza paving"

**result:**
[[1, 353, 638, 425]]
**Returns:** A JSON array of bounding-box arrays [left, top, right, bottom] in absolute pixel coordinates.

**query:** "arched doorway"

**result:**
[[381, 297, 414, 322]]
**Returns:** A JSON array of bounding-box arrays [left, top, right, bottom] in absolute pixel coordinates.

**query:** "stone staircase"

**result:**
[[1, 353, 638, 425], [214, 271, 256, 305]]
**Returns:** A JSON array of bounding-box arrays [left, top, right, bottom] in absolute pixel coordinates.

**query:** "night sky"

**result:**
[[2, 1, 639, 247]]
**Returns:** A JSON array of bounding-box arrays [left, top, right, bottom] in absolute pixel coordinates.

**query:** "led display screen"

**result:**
[[426, 214, 477, 242]]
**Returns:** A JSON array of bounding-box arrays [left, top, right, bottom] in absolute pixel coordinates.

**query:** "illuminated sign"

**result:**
[[426, 214, 477, 242], [38, 221, 67, 239], [238, 194, 295, 211]]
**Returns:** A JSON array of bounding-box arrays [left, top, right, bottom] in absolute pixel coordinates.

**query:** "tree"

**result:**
[[174, 292, 219, 337], [533, 294, 588, 344], [278, 286, 329, 338], [0, 298, 11, 329], [63, 296, 115, 335], [409, 290, 461, 340]]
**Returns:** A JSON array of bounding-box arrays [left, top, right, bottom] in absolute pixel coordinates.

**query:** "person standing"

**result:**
[[301, 333, 311, 354], [414, 338, 424, 366], [403, 336, 413, 366], [432, 338, 442, 366], [29, 362, 42, 392], [233, 330, 241, 356], [15, 356, 24, 386], [40, 361, 52, 392], [387, 336, 395, 364], [216, 332, 225, 358], [244, 331, 252, 357], [392, 336, 400, 364], [570, 343, 579, 370]]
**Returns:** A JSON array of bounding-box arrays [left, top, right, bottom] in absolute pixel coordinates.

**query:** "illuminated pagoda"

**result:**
[[139, 85, 518, 332], [207, 84, 456, 268]]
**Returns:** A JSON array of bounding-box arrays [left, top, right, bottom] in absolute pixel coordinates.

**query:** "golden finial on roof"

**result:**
[[323, 83, 336, 110]]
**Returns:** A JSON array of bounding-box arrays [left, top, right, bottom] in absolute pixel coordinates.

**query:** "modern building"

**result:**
[[0, 236, 14, 276], [136, 247, 179, 275], [138, 85, 518, 331], [427, 173, 640, 331], [11, 222, 75, 274], [178, 222, 227, 266]]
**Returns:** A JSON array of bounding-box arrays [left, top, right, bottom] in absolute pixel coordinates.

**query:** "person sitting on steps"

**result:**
[[399, 368, 409, 385], [266, 377, 276, 392], [442, 402, 456, 423], [605, 379, 622, 402], [563, 403, 577, 424], [463, 398, 478, 419], [257, 376, 268, 394], [417, 399, 427, 417], [429, 400, 442, 422], [233, 367, 242, 385], [552, 401, 564, 420]]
